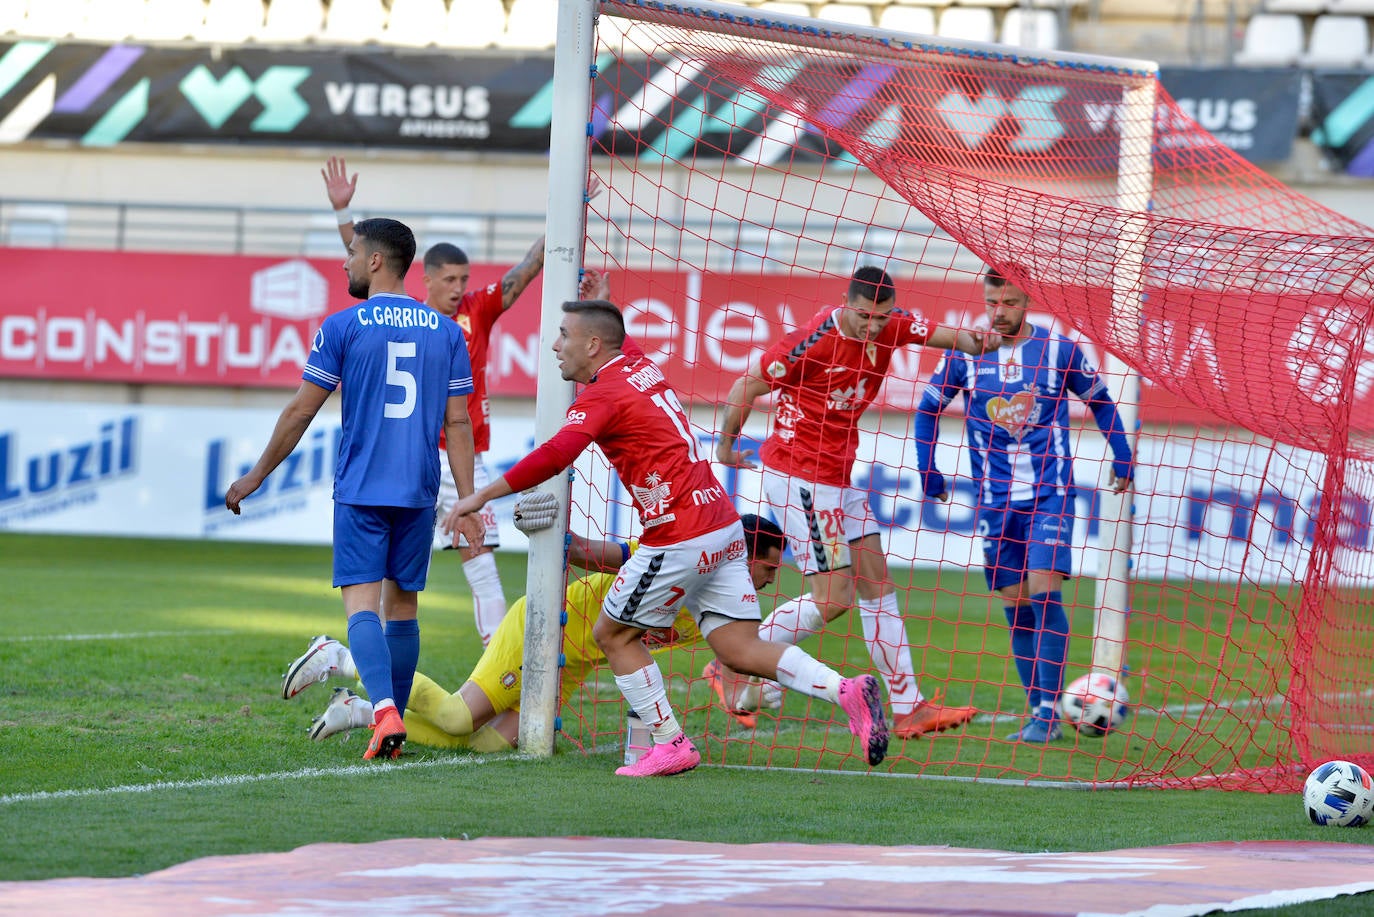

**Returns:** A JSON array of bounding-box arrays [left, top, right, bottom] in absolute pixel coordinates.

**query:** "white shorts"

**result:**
[[761, 467, 879, 576], [433, 454, 500, 550], [601, 522, 760, 636]]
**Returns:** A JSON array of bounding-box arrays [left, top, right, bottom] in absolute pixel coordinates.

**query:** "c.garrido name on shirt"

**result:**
[[356, 305, 442, 329]]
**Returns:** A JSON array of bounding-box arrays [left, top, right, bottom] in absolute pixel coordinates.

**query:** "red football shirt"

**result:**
[[438, 282, 504, 454], [505, 350, 736, 545], [758, 305, 932, 486]]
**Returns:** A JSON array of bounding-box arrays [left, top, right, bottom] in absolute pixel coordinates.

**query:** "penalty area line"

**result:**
[[0, 752, 524, 807], [0, 629, 239, 643]]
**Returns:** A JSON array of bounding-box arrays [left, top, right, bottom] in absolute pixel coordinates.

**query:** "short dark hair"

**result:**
[[740, 513, 785, 559], [562, 299, 626, 349], [984, 266, 1007, 286], [354, 218, 416, 278], [424, 242, 469, 271], [848, 265, 895, 305]]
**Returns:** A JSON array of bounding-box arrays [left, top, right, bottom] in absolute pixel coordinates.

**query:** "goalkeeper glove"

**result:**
[[512, 491, 559, 533]]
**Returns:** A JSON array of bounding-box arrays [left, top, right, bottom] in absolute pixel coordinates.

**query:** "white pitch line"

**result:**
[[0, 629, 238, 643], [0, 751, 523, 807]]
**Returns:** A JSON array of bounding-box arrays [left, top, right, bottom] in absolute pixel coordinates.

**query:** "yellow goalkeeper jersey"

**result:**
[[468, 567, 702, 716]]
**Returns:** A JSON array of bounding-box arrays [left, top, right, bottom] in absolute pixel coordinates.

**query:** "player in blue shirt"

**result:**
[[226, 217, 485, 760], [913, 268, 1133, 743]]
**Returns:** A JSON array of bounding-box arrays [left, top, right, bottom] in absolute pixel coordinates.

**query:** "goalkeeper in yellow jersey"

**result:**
[[279, 507, 787, 752]]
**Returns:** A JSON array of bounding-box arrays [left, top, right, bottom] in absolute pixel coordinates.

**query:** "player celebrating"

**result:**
[[913, 267, 1133, 743], [445, 298, 889, 777], [227, 218, 484, 760], [322, 156, 547, 646], [286, 513, 789, 752], [713, 265, 990, 740]]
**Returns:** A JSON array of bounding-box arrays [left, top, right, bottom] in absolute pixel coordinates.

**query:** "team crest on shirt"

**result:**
[[766, 360, 787, 379], [985, 385, 1041, 440], [632, 472, 674, 525], [455, 314, 473, 335]]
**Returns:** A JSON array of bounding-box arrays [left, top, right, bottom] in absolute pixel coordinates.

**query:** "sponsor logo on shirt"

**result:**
[[564, 409, 588, 425], [985, 386, 1041, 440], [691, 484, 724, 505], [774, 398, 803, 442], [827, 378, 869, 411]]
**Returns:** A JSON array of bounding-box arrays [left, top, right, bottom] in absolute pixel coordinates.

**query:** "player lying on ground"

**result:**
[[281, 507, 789, 752], [443, 296, 889, 776]]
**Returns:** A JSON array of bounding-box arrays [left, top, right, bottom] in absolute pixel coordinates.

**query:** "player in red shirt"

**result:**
[[446, 297, 890, 777], [714, 265, 992, 741], [322, 157, 545, 646]]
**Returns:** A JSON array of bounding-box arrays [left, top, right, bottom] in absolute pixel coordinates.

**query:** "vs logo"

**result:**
[[937, 85, 1067, 153]]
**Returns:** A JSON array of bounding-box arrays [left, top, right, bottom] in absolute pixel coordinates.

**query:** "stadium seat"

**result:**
[[19, 0, 86, 39], [502, 0, 557, 49], [755, 2, 814, 18], [936, 7, 996, 43], [259, 0, 325, 43], [1328, 0, 1374, 13], [1001, 8, 1060, 50], [0, 1, 26, 34], [878, 6, 937, 35], [816, 4, 875, 27], [444, 0, 504, 48], [949, 0, 1014, 8], [384, 0, 448, 47], [140, 0, 208, 41], [197, 0, 264, 43], [1301, 14, 1370, 67], [1263, 0, 1329, 11], [323, 0, 386, 44], [82, 0, 149, 41], [1233, 14, 1304, 65]]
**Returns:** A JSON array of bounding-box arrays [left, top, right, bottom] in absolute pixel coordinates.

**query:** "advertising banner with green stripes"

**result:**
[[0, 40, 1298, 164]]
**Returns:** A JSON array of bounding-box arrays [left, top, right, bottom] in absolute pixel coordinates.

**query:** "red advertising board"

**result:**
[[2, 247, 1229, 425]]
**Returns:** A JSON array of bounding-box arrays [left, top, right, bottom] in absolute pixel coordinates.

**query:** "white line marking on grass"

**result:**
[[0, 629, 238, 643], [0, 752, 523, 807]]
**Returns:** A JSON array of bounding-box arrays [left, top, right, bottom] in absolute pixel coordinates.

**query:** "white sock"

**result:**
[[463, 552, 508, 645], [859, 593, 923, 716], [773, 645, 842, 704], [758, 594, 825, 645], [613, 663, 683, 743]]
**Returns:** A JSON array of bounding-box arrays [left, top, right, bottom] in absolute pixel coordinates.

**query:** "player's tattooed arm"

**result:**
[[500, 235, 546, 310]]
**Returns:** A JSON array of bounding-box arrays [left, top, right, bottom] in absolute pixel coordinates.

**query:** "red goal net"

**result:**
[[554, 0, 1374, 790]]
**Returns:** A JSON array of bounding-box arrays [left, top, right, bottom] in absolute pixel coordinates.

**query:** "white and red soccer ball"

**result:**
[[1059, 672, 1131, 737], [1304, 760, 1374, 827]]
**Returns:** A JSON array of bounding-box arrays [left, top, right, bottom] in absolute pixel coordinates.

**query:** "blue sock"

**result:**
[[384, 618, 420, 719], [1004, 604, 1039, 711], [1031, 591, 1068, 720], [346, 611, 393, 710]]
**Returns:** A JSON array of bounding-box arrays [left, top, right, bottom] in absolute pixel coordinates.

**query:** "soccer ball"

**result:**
[[1304, 760, 1374, 827], [1058, 672, 1130, 737]]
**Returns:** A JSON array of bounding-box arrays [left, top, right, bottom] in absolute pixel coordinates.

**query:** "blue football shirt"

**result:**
[[915, 323, 1130, 508], [304, 293, 473, 508]]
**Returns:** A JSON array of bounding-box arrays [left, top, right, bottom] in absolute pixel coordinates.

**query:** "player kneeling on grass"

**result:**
[[440, 298, 888, 776], [282, 502, 791, 752]]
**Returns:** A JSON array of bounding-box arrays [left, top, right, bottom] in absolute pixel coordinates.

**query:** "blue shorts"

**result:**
[[333, 503, 436, 591], [977, 491, 1074, 592]]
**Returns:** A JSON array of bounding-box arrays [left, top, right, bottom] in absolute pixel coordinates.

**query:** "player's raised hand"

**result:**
[[321, 156, 358, 211], [579, 267, 611, 301]]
